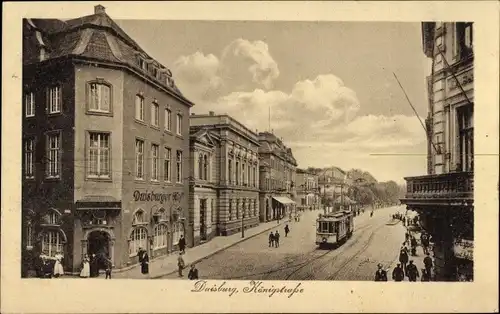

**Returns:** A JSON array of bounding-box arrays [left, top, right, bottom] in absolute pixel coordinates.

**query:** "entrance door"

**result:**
[[87, 231, 110, 270], [200, 199, 207, 241]]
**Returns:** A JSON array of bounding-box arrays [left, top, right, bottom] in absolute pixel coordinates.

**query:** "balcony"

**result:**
[[401, 171, 473, 207]]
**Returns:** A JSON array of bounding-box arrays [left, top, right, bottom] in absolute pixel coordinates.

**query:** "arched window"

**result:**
[[41, 230, 64, 257], [43, 209, 61, 225], [198, 153, 203, 180], [157, 208, 168, 222], [172, 222, 184, 246], [129, 227, 147, 256], [153, 224, 168, 249], [133, 209, 146, 225], [203, 154, 208, 181]]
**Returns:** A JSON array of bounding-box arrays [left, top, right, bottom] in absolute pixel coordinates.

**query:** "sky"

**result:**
[[114, 19, 431, 184]]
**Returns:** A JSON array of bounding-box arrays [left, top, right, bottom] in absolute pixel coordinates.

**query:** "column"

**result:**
[[194, 150, 199, 179], [110, 239, 115, 267]]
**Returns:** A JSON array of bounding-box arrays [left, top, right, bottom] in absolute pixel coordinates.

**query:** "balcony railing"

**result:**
[[402, 171, 473, 205]]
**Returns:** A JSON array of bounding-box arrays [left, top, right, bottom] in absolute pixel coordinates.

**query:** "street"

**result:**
[[161, 206, 406, 280]]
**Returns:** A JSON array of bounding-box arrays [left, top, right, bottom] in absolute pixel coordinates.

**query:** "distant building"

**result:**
[[401, 22, 474, 281], [189, 112, 260, 236], [22, 5, 193, 276], [317, 167, 350, 211], [258, 132, 298, 221], [295, 169, 320, 210]]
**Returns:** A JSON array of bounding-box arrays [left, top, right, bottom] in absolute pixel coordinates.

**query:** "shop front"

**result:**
[[271, 196, 296, 220], [454, 238, 474, 281]]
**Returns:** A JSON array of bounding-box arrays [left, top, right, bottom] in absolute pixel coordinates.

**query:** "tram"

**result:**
[[316, 210, 354, 249]]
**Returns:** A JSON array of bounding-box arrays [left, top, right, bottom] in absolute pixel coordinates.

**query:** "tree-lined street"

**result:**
[[162, 205, 406, 280]]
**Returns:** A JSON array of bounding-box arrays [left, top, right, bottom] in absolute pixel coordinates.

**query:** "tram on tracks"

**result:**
[[316, 210, 354, 249]]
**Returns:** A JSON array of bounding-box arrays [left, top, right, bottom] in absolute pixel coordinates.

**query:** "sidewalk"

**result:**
[[113, 216, 294, 279]]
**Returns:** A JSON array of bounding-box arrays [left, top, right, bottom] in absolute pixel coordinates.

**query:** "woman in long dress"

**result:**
[[53, 251, 65, 277], [80, 255, 90, 278]]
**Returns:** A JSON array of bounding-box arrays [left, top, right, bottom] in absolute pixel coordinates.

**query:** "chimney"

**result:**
[[209, 111, 215, 116], [95, 5, 106, 14]]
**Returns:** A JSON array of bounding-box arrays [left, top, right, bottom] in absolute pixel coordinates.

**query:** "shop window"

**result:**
[[41, 230, 64, 257], [129, 227, 147, 256], [153, 224, 168, 249]]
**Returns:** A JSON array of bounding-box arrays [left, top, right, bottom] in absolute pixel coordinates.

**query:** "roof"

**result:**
[[258, 132, 298, 166], [23, 6, 190, 104]]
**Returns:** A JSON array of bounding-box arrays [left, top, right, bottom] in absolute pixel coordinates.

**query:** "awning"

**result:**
[[76, 195, 121, 210], [272, 196, 296, 205]]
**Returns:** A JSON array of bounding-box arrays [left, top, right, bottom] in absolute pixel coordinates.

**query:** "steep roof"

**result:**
[[24, 6, 190, 104]]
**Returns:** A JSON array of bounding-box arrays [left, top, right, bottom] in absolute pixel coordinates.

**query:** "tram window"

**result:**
[[319, 222, 329, 233], [328, 223, 334, 233]]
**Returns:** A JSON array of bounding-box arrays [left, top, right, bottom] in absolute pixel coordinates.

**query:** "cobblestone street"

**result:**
[[161, 205, 406, 280]]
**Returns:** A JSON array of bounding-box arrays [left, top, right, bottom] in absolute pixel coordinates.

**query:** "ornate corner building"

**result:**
[[401, 22, 474, 281], [22, 5, 194, 276]]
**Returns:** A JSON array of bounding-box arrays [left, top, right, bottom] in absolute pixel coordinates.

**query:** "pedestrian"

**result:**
[[399, 247, 409, 274], [423, 253, 433, 279], [80, 254, 90, 278], [421, 268, 431, 282], [178, 235, 186, 253], [374, 264, 388, 281], [268, 232, 275, 247], [42, 256, 53, 278], [177, 252, 185, 277], [274, 230, 280, 248], [421, 233, 430, 255], [392, 263, 405, 282], [370, 211, 373, 217], [104, 256, 112, 279], [53, 250, 65, 278], [138, 247, 149, 275], [284, 224, 290, 237], [188, 264, 199, 280], [406, 260, 419, 281]]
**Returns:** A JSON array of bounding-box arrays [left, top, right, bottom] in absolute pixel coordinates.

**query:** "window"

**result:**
[[135, 95, 144, 121], [457, 105, 474, 172], [172, 222, 184, 246], [164, 148, 171, 182], [153, 224, 168, 249], [236, 199, 240, 219], [135, 139, 144, 179], [25, 92, 35, 117], [165, 108, 172, 131], [228, 199, 233, 221], [88, 133, 110, 178], [248, 166, 251, 186], [228, 159, 233, 184], [151, 144, 159, 181], [47, 86, 61, 114], [26, 222, 33, 248], [176, 150, 183, 183], [151, 102, 159, 127], [129, 227, 147, 256], [198, 153, 203, 180], [236, 161, 240, 185], [46, 133, 60, 178], [204, 154, 209, 181], [25, 138, 34, 178], [133, 210, 146, 225], [211, 199, 216, 223], [41, 230, 64, 257], [455, 22, 473, 59], [176, 113, 182, 135], [88, 82, 111, 113]]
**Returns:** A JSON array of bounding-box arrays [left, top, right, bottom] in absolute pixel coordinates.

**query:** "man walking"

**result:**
[[423, 253, 433, 280], [188, 264, 199, 280], [406, 260, 419, 282], [274, 230, 280, 248], [268, 232, 275, 247], [177, 252, 185, 277], [178, 235, 186, 253], [399, 247, 409, 275], [284, 224, 290, 237], [374, 264, 388, 281], [421, 232, 430, 255], [392, 263, 405, 282]]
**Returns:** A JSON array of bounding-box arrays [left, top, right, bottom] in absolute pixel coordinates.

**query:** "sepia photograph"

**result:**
[[3, 1, 499, 313]]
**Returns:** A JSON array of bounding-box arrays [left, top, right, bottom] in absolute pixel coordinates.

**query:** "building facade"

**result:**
[[258, 132, 298, 222], [188, 126, 219, 246], [401, 22, 474, 281], [21, 5, 194, 276], [295, 169, 320, 210], [318, 167, 350, 211], [190, 112, 260, 236]]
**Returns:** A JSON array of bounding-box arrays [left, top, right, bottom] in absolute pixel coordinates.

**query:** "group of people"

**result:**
[[80, 252, 113, 279], [36, 250, 65, 278], [268, 224, 291, 248]]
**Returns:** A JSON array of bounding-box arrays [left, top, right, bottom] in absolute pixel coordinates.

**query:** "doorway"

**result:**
[[200, 199, 207, 241], [87, 231, 110, 270]]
